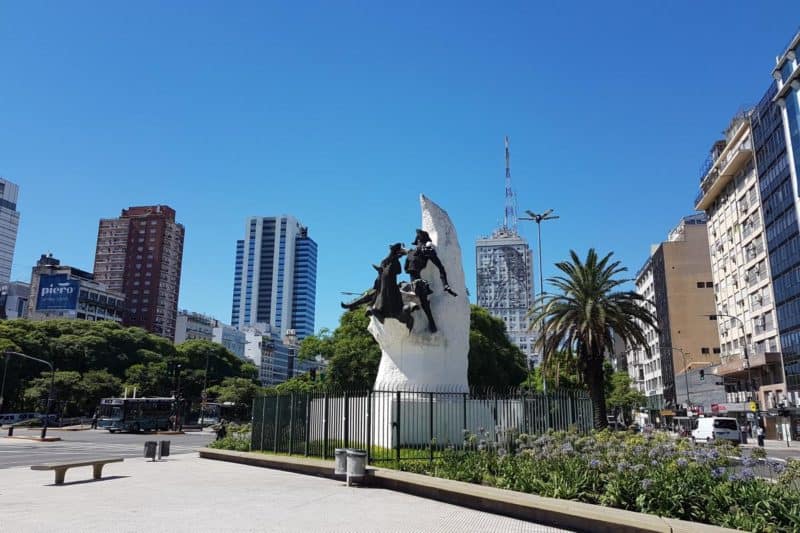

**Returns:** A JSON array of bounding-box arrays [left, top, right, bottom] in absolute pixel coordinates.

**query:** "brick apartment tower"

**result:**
[[94, 205, 185, 339]]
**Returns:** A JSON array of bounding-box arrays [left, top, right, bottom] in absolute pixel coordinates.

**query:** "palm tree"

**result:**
[[529, 249, 657, 429]]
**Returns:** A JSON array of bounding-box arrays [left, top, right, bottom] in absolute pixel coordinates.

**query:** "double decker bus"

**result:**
[[97, 397, 174, 433]]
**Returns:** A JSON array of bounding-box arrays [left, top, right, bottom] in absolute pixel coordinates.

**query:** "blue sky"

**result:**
[[1, 2, 797, 333]]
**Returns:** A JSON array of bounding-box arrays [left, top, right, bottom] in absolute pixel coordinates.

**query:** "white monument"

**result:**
[[369, 195, 469, 392]]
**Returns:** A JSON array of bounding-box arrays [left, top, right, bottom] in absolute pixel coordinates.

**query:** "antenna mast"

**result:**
[[504, 136, 518, 234]]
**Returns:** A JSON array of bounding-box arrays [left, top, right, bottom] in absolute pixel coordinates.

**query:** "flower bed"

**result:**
[[399, 429, 800, 532]]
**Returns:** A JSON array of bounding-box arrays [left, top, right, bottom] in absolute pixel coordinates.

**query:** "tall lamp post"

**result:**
[[661, 346, 692, 413], [200, 353, 211, 427], [4, 351, 55, 439], [520, 209, 560, 392]]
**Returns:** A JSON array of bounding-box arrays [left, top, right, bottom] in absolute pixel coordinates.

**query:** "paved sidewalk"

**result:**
[[1, 453, 569, 532]]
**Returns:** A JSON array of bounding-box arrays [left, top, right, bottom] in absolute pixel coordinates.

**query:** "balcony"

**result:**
[[695, 123, 753, 211]]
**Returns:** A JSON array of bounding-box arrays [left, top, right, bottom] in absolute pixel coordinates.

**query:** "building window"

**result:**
[[696, 282, 704, 288], [705, 281, 714, 288], [713, 347, 721, 354], [701, 347, 710, 354]]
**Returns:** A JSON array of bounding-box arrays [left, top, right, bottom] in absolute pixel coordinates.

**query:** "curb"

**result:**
[[198, 448, 738, 533], [4, 436, 62, 442]]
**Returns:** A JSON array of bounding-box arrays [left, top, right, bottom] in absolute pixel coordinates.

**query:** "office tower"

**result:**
[[94, 205, 185, 340], [0, 281, 29, 319], [231, 216, 317, 340], [0, 178, 20, 283], [628, 215, 721, 411], [475, 138, 537, 366]]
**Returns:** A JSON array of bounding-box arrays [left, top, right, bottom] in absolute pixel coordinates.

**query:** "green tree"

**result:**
[[530, 249, 657, 429], [23, 370, 82, 417], [80, 370, 123, 413], [207, 377, 262, 408], [468, 306, 527, 389], [606, 371, 647, 425]]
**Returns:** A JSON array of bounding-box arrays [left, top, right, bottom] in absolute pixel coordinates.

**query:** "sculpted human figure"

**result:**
[[361, 243, 415, 331], [404, 229, 457, 333]]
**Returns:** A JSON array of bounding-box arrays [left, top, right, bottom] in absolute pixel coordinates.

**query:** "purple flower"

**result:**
[[632, 464, 645, 472], [589, 459, 601, 469], [741, 456, 758, 468], [617, 461, 629, 472], [676, 458, 688, 468], [561, 443, 574, 454], [651, 460, 659, 466], [770, 460, 786, 474], [740, 468, 755, 481], [711, 467, 725, 479], [641, 478, 653, 490]]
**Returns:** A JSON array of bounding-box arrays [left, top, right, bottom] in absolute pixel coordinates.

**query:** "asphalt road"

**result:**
[[0, 428, 215, 469]]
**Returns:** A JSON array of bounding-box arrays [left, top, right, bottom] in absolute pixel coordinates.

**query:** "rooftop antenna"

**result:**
[[504, 136, 518, 234]]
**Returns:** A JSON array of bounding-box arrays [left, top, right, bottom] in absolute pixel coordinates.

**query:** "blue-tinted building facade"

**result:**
[[231, 216, 317, 340], [754, 31, 800, 391]]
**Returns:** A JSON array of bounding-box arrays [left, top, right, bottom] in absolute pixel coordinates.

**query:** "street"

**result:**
[[0, 428, 215, 469]]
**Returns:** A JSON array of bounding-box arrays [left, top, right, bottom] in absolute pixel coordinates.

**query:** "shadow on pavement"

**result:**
[[49, 475, 130, 487]]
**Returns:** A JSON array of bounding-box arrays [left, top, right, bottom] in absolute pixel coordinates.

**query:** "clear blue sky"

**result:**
[[1, 2, 797, 333]]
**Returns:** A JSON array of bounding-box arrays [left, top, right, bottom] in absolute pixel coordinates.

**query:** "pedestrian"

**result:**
[[216, 419, 228, 441], [91, 409, 98, 429], [757, 424, 765, 447]]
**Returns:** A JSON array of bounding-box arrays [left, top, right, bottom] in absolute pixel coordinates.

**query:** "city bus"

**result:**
[[97, 397, 174, 433], [196, 401, 249, 426]]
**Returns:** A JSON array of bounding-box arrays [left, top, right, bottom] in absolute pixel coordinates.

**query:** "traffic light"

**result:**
[[699, 369, 705, 382]]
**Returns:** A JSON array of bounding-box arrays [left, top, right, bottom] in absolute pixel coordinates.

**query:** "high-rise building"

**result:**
[[28, 254, 125, 323], [767, 31, 800, 397], [174, 310, 215, 344], [0, 281, 29, 319], [212, 322, 247, 359], [628, 215, 722, 411], [475, 137, 537, 366], [230, 216, 317, 340], [476, 231, 536, 365], [93, 205, 185, 340], [696, 107, 785, 421], [0, 178, 21, 283]]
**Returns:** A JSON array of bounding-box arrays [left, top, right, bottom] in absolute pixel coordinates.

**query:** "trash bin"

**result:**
[[740, 430, 748, 444], [160, 440, 171, 457], [345, 449, 367, 486], [334, 448, 347, 476], [144, 441, 157, 460]]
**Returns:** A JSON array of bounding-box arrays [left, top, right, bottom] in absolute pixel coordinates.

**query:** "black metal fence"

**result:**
[[250, 389, 593, 463]]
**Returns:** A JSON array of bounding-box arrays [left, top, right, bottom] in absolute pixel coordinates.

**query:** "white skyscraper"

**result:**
[[0, 178, 21, 283]]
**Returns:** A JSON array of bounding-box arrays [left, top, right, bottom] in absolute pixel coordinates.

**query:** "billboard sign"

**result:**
[[36, 274, 79, 311]]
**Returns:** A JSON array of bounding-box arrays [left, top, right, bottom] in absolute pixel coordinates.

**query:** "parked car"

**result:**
[[692, 416, 740, 444]]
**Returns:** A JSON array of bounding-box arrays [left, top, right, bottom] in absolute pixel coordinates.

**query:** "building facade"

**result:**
[[629, 255, 664, 407], [239, 323, 320, 386], [212, 322, 247, 359], [231, 216, 317, 340], [27, 254, 125, 322], [475, 230, 537, 366], [0, 178, 21, 283], [628, 215, 722, 411], [94, 205, 185, 340], [769, 32, 800, 397], [0, 281, 29, 319], [696, 109, 785, 418], [174, 310, 215, 344]]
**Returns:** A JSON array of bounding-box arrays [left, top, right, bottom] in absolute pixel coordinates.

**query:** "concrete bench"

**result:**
[[31, 457, 124, 485]]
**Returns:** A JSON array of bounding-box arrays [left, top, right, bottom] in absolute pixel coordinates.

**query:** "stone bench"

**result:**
[[31, 457, 124, 485]]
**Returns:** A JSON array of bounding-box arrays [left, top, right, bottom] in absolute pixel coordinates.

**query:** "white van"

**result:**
[[692, 417, 740, 444]]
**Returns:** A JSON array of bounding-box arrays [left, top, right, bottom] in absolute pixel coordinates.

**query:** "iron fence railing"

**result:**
[[250, 389, 593, 464]]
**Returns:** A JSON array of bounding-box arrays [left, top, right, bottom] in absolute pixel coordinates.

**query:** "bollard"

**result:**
[[7, 425, 14, 437], [345, 449, 367, 487], [160, 440, 170, 458], [144, 441, 157, 461], [334, 448, 347, 476]]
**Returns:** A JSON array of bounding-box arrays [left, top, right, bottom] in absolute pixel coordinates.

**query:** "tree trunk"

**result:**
[[586, 359, 608, 430]]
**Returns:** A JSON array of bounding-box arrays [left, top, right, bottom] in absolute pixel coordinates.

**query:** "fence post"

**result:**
[[273, 395, 280, 453], [462, 392, 467, 434], [429, 392, 434, 463], [343, 390, 349, 449], [395, 391, 401, 463], [304, 393, 311, 457], [288, 393, 295, 455], [366, 390, 372, 464], [323, 393, 329, 460]]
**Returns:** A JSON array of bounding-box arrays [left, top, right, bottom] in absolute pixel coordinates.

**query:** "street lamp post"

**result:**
[[3, 351, 55, 439], [520, 209, 560, 391], [661, 346, 692, 413], [200, 353, 211, 427]]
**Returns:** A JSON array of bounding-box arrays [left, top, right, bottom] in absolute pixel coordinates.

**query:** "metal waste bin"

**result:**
[[144, 441, 157, 460], [345, 449, 367, 486], [334, 448, 347, 476], [160, 440, 171, 457]]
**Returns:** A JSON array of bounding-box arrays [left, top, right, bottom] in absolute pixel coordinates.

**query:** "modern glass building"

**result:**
[[0, 178, 20, 283], [763, 31, 800, 393], [231, 216, 317, 340]]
